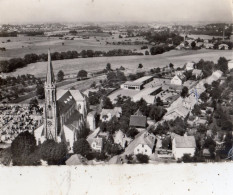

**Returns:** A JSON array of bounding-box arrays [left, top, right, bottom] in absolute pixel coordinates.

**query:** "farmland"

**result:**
[[4, 49, 233, 78], [0, 35, 147, 60]]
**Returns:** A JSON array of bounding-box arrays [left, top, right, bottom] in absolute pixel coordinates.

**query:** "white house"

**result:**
[[192, 69, 203, 79], [218, 44, 229, 50], [113, 130, 132, 148], [100, 107, 122, 122], [172, 135, 196, 160], [185, 62, 195, 71], [228, 60, 233, 70], [171, 75, 186, 85], [86, 111, 96, 131], [123, 131, 156, 156]]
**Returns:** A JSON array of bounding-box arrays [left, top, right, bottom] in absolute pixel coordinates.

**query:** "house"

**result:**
[[86, 111, 96, 131], [172, 135, 196, 160], [218, 44, 229, 50], [113, 130, 132, 148], [171, 75, 186, 85], [129, 110, 147, 130], [100, 107, 122, 122], [83, 88, 99, 97], [204, 43, 214, 49], [228, 59, 233, 70], [86, 128, 105, 152], [185, 62, 195, 71], [123, 130, 156, 156], [121, 76, 153, 90], [164, 106, 190, 121], [192, 69, 203, 79], [196, 42, 203, 47]]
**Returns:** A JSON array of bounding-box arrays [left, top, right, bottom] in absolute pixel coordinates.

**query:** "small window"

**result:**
[[142, 144, 144, 147], [145, 149, 147, 152]]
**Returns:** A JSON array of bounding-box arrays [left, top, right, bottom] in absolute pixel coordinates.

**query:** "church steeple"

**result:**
[[46, 50, 55, 85], [44, 49, 58, 141]]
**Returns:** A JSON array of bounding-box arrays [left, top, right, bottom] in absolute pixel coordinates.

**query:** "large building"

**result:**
[[34, 50, 88, 151], [121, 76, 153, 90]]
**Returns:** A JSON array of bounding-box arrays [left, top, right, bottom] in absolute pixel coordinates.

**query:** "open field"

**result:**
[[0, 35, 146, 60], [4, 49, 233, 78]]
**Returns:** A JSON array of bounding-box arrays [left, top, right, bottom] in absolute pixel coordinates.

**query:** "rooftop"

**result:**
[[174, 135, 196, 148], [129, 115, 147, 128]]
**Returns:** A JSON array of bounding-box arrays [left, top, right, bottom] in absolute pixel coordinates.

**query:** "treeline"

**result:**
[[0, 31, 17, 37], [0, 49, 144, 73], [140, 30, 184, 46], [150, 45, 174, 55]]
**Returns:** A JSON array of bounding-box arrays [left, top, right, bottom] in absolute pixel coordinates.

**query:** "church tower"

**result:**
[[44, 50, 58, 141]]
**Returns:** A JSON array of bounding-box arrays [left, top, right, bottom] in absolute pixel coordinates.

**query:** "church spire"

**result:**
[[46, 49, 55, 85]]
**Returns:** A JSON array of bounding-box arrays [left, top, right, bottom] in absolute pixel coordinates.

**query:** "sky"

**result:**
[[0, 0, 232, 24]]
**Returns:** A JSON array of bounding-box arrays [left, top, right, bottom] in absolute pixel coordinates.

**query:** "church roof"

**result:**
[[57, 91, 76, 113], [69, 90, 85, 101]]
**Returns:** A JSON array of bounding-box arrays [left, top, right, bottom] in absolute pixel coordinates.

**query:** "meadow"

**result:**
[[5, 49, 233, 78], [0, 35, 146, 60]]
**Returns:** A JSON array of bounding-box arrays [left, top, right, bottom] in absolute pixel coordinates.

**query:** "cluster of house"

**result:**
[[176, 36, 230, 50]]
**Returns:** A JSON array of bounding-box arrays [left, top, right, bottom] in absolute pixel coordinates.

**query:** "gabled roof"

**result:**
[[57, 90, 76, 113], [173, 135, 196, 148], [129, 115, 147, 127], [123, 131, 155, 155], [69, 90, 85, 101], [100, 107, 122, 118], [192, 69, 202, 75]]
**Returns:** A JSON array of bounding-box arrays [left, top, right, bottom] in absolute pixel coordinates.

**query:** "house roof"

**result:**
[[129, 115, 147, 127], [100, 107, 122, 118], [65, 154, 88, 165], [166, 106, 189, 119], [192, 69, 202, 75], [57, 91, 76, 114], [123, 131, 156, 155], [69, 90, 85, 101], [173, 135, 196, 148], [185, 62, 195, 69]]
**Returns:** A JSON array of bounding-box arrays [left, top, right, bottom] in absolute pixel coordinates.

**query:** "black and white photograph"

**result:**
[[0, 0, 232, 194]]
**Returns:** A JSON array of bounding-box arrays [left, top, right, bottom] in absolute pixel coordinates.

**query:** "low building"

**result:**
[[171, 75, 186, 85], [86, 128, 104, 152], [218, 44, 229, 50], [172, 135, 196, 160], [185, 62, 195, 71], [100, 107, 122, 122], [204, 43, 214, 49], [121, 76, 153, 90], [132, 86, 162, 104], [129, 110, 147, 130], [164, 106, 190, 121]]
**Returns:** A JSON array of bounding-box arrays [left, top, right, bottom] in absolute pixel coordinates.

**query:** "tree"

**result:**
[[138, 63, 143, 69], [145, 50, 149, 55], [181, 86, 189, 98], [77, 70, 87, 79], [57, 70, 64, 82], [39, 140, 68, 165], [106, 63, 111, 71], [169, 63, 174, 69], [136, 154, 149, 163], [126, 127, 139, 139], [36, 84, 45, 99], [29, 98, 39, 110], [11, 131, 37, 166], [73, 139, 90, 157], [199, 92, 208, 103], [149, 105, 166, 122], [217, 57, 228, 74], [192, 105, 201, 116], [102, 96, 113, 109], [191, 41, 196, 49], [182, 154, 193, 162]]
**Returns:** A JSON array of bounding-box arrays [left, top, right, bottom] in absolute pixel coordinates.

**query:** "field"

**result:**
[[0, 34, 146, 60], [4, 49, 233, 78]]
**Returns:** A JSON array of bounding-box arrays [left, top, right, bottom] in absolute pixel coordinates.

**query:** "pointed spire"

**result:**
[[46, 49, 55, 85]]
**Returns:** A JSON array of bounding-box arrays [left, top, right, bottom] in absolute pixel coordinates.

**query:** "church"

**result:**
[[34, 50, 88, 151]]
